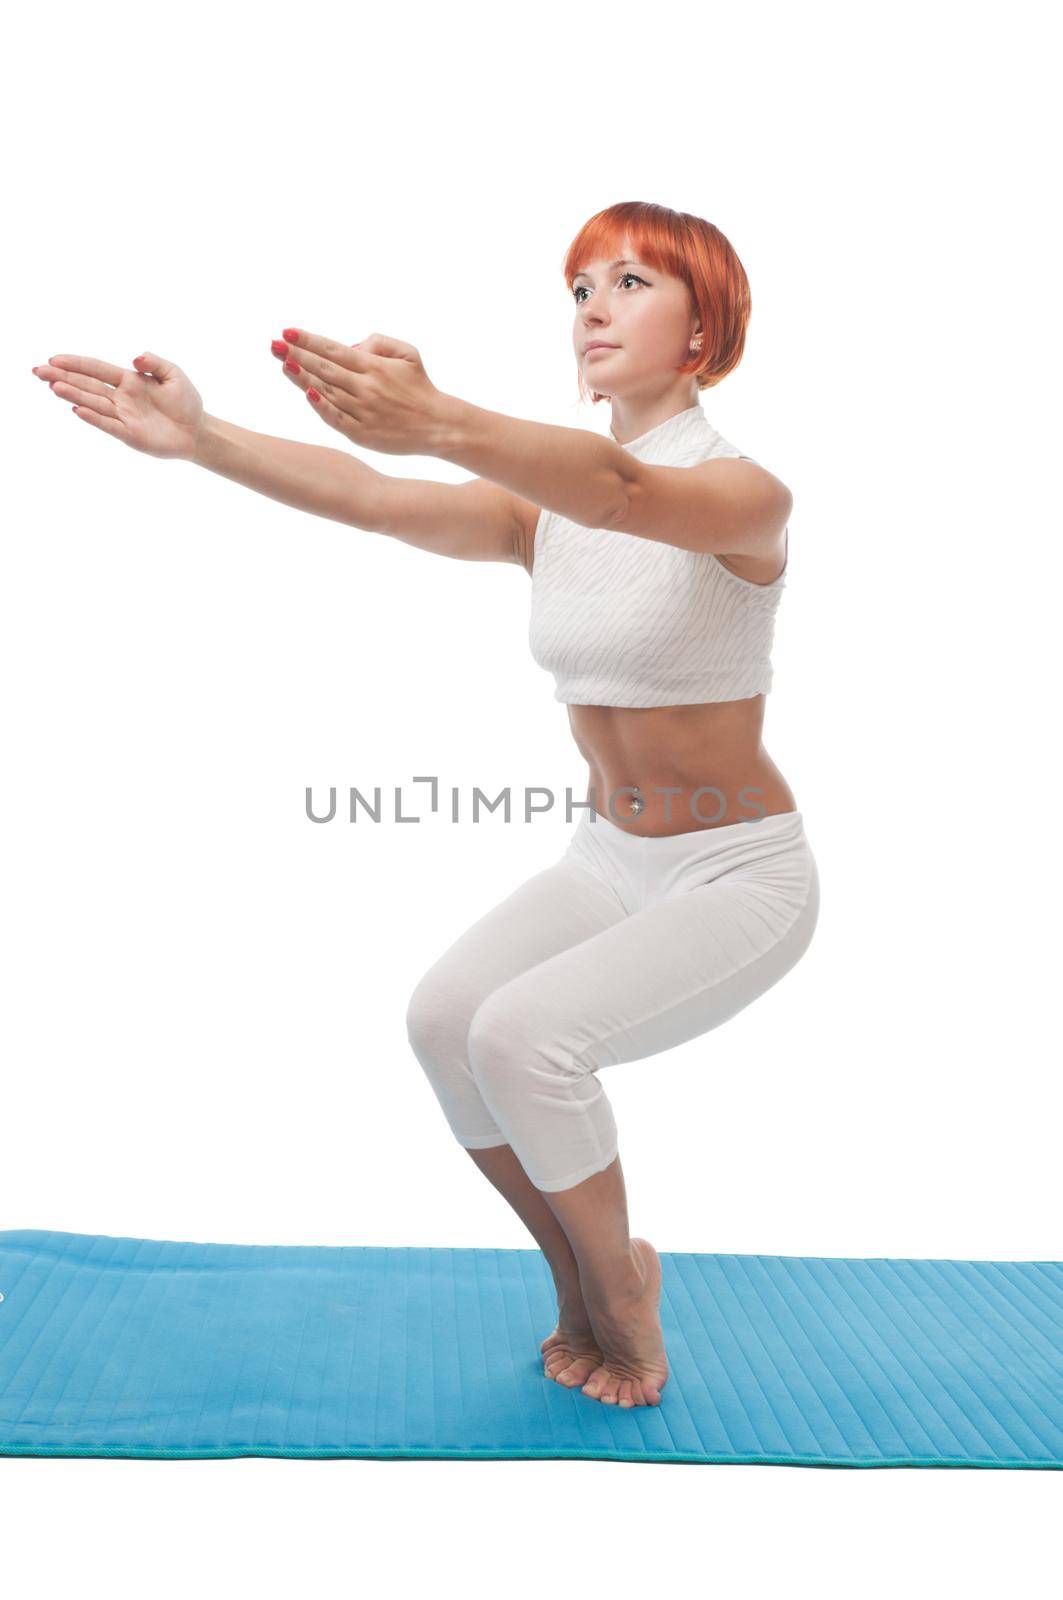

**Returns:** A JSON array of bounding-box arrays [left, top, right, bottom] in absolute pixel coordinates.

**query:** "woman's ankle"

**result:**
[[578, 1245, 644, 1309], [552, 1267, 591, 1316]]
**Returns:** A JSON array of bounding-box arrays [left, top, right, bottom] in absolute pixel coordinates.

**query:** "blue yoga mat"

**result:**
[[1, 1230, 1060, 1466]]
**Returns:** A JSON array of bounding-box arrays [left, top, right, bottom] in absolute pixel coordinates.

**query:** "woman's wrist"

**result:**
[[428, 392, 477, 460], [191, 411, 231, 470]]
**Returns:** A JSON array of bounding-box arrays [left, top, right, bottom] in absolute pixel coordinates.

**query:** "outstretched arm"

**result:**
[[31, 348, 391, 526], [191, 412, 390, 530], [280, 327, 791, 552], [32, 349, 532, 563], [275, 328, 626, 529], [194, 416, 531, 562]]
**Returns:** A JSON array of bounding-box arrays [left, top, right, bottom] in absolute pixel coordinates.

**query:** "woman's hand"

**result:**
[[271, 328, 451, 456], [31, 351, 205, 461]]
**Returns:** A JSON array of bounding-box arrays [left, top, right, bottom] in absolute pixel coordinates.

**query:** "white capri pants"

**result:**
[[405, 805, 820, 1193]]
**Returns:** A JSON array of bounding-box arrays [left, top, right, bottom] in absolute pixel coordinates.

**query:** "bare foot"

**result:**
[[579, 1237, 669, 1408], [540, 1299, 603, 1387]]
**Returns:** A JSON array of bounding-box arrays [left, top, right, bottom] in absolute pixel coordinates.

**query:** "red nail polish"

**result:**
[[282, 328, 300, 342], [271, 339, 288, 357], [307, 387, 321, 402], [283, 359, 301, 375]]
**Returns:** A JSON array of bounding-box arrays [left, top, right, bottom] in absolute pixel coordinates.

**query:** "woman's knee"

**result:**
[[466, 988, 570, 1095], [405, 967, 468, 1066]]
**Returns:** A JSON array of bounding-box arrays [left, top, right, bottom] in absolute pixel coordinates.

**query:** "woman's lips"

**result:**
[[586, 345, 618, 357]]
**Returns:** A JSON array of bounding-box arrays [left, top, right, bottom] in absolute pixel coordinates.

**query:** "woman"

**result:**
[[32, 200, 818, 1414]]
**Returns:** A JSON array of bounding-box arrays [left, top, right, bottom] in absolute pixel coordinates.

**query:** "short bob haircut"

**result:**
[[563, 200, 751, 405]]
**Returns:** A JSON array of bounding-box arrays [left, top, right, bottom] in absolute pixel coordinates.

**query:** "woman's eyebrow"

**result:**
[[572, 258, 644, 283]]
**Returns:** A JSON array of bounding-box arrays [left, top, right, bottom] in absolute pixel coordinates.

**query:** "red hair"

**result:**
[[563, 200, 752, 405]]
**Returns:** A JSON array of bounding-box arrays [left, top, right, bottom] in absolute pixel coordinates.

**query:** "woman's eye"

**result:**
[[573, 272, 647, 304]]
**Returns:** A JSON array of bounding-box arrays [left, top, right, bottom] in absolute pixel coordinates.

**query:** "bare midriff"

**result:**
[[567, 695, 799, 838]]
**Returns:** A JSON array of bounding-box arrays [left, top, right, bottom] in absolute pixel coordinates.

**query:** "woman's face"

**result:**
[[571, 241, 699, 398]]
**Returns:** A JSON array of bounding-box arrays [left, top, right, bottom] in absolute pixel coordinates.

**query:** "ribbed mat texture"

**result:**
[[1, 1230, 1060, 1465]]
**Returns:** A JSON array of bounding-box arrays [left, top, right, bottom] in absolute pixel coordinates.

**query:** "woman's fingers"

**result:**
[[289, 361, 363, 435], [276, 351, 364, 435], [43, 353, 128, 387], [278, 327, 375, 373], [70, 405, 130, 441], [56, 384, 116, 418], [301, 383, 358, 440], [274, 341, 359, 404], [32, 347, 202, 458], [33, 363, 116, 401]]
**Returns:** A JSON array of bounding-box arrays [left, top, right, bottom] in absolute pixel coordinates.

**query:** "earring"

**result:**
[[690, 338, 702, 352]]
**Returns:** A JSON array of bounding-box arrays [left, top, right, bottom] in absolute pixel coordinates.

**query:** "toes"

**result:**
[[600, 1375, 622, 1405], [582, 1363, 624, 1403], [579, 1366, 664, 1406], [554, 1354, 598, 1387], [581, 1362, 609, 1398]]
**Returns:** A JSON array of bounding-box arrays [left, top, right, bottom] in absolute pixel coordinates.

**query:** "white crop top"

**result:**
[[527, 401, 787, 708]]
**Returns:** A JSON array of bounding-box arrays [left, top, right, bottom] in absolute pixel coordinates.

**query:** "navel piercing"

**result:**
[[630, 786, 645, 816]]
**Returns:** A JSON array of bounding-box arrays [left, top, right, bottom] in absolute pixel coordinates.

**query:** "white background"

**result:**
[[3, 0, 1059, 1592]]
